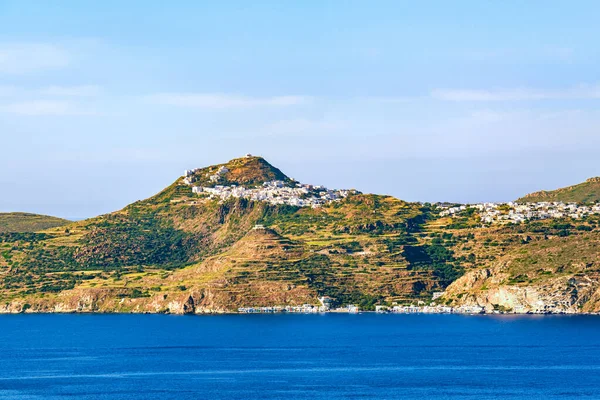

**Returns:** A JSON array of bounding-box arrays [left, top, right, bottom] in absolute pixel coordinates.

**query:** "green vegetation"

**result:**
[[402, 244, 464, 285], [517, 177, 600, 204], [2, 157, 600, 313], [0, 213, 70, 233], [74, 211, 202, 269]]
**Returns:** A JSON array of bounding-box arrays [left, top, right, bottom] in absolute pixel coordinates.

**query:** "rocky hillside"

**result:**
[[426, 203, 600, 313], [442, 231, 600, 313], [3, 157, 600, 314], [0, 156, 456, 313], [0, 213, 70, 233], [183, 155, 291, 188], [517, 177, 600, 204]]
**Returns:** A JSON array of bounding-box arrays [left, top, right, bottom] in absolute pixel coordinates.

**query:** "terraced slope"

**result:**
[[3, 157, 600, 314], [0, 157, 456, 313], [442, 230, 600, 313], [428, 209, 600, 313]]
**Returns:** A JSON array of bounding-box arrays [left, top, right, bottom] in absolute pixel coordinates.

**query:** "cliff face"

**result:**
[[443, 233, 600, 313], [0, 283, 316, 314], [444, 266, 600, 313]]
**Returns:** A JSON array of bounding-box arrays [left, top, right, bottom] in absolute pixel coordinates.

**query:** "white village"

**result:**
[[438, 201, 600, 224], [237, 298, 486, 315], [182, 160, 356, 208]]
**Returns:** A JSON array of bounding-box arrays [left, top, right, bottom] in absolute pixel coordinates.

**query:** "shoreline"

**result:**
[[1, 310, 598, 316]]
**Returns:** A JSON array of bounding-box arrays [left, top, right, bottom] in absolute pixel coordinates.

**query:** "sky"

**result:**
[[1, 1, 599, 219]]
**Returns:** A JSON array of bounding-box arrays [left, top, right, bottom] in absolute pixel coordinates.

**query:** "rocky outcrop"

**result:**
[[0, 288, 226, 315], [444, 265, 600, 314], [0, 280, 317, 314]]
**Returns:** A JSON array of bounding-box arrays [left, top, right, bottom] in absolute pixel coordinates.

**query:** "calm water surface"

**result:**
[[1, 314, 599, 399]]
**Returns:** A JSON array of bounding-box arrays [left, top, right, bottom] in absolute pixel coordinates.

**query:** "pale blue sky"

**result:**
[[0, 1, 599, 218]]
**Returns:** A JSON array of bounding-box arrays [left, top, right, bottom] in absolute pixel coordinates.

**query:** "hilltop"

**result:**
[[0, 213, 70, 233], [183, 155, 290, 188], [517, 177, 600, 204]]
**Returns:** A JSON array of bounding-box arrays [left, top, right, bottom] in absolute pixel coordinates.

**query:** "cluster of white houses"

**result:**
[[237, 302, 579, 315], [236, 303, 485, 314], [376, 304, 485, 314], [439, 202, 600, 224], [238, 297, 359, 314], [237, 305, 360, 314], [238, 300, 359, 314], [183, 172, 355, 208], [237, 296, 485, 314]]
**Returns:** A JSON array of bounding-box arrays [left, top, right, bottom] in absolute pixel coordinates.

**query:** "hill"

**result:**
[[2, 156, 600, 314], [517, 177, 600, 204], [0, 213, 70, 233], [0, 156, 455, 313], [183, 155, 290, 188], [442, 228, 600, 313]]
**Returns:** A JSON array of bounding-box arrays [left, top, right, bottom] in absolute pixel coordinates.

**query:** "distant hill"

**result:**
[[517, 177, 600, 204], [0, 212, 70, 233]]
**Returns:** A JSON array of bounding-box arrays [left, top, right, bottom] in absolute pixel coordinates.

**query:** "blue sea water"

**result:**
[[1, 314, 600, 399]]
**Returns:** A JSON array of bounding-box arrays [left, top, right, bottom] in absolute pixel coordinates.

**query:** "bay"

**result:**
[[0, 314, 599, 399]]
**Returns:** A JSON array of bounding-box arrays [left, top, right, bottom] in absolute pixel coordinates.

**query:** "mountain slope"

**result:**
[[3, 157, 600, 314], [517, 177, 600, 204], [442, 230, 600, 313], [0, 213, 70, 233], [0, 156, 455, 313]]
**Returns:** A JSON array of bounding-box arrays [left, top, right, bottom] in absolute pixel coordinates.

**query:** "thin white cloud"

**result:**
[[0, 43, 69, 74], [0, 84, 102, 97], [146, 93, 311, 109], [265, 118, 345, 135], [41, 85, 102, 97], [0, 100, 97, 116], [420, 108, 600, 159], [358, 96, 414, 104], [431, 85, 600, 101]]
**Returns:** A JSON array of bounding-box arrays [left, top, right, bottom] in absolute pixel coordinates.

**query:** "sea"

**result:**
[[1, 313, 600, 399]]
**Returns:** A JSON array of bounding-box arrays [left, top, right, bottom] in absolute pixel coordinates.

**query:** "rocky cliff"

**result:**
[[443, 232, 600, 313]]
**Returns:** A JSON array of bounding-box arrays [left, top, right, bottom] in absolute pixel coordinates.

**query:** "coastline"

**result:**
[[1, 308, 598, 316]]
